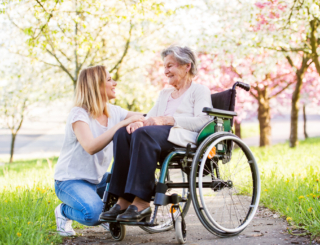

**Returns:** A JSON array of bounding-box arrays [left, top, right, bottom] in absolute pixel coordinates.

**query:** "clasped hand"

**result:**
[[126, 117, 165, 134]]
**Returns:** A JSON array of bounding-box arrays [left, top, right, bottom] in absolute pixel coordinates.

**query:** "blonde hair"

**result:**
[[74, 65, 110, 118]]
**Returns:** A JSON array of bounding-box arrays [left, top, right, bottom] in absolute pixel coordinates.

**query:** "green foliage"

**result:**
[[6, 0, 178, 87], [253, 137, 320, 237], [241, 123, 260, 139], [113, 80, 159, 112], [0, 158, 84, 245]]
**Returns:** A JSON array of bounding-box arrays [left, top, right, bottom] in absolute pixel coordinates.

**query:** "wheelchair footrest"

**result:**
[[99, 218, 114, 222], [154, 193, 183, 206], [119, 221, 159, 226]]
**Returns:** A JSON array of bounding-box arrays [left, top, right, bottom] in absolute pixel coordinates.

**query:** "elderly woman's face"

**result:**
[[164, 54, 189, 87]]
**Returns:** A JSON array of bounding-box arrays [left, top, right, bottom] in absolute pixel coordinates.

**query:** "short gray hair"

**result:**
[[161, 46, 197, 76]]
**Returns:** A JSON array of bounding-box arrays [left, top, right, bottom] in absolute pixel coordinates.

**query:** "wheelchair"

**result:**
[[99, 82, 261, 243]]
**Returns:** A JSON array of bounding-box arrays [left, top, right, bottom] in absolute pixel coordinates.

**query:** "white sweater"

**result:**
[[147, 82, 212, 147]]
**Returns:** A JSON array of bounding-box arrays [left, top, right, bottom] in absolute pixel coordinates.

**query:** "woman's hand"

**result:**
[[122, 115, 145, 127], [143, 116, 175, 126], [126, 121, 144, 134], [128, 115, 145, 124]]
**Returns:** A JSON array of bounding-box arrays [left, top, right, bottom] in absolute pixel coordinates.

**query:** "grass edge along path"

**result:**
[[254, 138, 320, 239]]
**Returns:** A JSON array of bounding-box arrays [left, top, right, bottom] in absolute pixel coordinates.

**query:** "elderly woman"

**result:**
[[100, 46, 212, 222]]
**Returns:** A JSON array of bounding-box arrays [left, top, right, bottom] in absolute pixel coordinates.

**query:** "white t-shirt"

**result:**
[[54, 104, 128, 184]]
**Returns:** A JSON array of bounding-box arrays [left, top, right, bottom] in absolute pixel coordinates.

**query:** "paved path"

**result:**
[[62, 204, 314, 245]]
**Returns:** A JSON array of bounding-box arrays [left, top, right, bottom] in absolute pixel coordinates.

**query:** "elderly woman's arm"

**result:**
[[173, 86, 212, 132]]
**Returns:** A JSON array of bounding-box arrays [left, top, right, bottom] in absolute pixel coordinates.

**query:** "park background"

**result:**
[[0, 0, 320, 244]]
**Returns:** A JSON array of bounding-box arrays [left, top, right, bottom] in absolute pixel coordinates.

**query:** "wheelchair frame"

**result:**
[[99, 82, 261, 243]]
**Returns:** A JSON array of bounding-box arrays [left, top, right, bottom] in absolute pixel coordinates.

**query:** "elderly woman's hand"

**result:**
[[126, 121, 144, 134], [143, 116, 175, 127]]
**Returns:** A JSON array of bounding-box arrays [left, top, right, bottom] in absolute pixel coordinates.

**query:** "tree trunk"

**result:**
[[234, 120, 241, 138], [303, 103, 308, 139], [9, 133, 17, 163], [257, 87, 271, 147], [310, 20, 320, 76], [289, 72, 303, 147]]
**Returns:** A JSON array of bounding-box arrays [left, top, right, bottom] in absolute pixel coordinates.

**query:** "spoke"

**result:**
[[228, 188, 241, 226], [234, 189, 251, 219], [231, 151, 245, 176]]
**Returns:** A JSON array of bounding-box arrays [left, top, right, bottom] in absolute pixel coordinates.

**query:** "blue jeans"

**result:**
[[54, 173, 108, 226]]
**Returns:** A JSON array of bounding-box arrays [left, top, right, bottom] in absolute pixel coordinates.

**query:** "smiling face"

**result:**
[[164, 54, 190, 88], [103, 71, 117, 100]]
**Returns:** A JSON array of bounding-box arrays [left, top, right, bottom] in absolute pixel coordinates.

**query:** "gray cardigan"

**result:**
[[147, 82, 212, 147]]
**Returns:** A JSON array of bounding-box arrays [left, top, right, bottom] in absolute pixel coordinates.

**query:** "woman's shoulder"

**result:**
[[107, 103, 128, 120], [68, 107, 91, 121], [70, 106, 89, 115], [191, 82, 211, 94]]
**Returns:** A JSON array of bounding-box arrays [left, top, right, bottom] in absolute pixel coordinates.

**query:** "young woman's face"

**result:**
[[163, 54, 189, 87], [104, 71, 117, 100]]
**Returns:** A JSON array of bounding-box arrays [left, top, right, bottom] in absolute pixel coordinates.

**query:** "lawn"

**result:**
[[0, 158, 85, 245], [0, 138, 319, 244], [254, 138, 320, 238]]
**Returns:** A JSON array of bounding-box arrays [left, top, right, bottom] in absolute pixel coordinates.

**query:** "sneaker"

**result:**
[[100, 222, 110, 232], [55, 204, 76, 236]]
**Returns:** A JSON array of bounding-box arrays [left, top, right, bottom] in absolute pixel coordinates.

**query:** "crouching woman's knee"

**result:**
[[83, 201, 103, 226]]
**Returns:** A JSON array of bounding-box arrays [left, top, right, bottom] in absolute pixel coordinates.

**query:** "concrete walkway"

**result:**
[[62, 204, 314, 245]]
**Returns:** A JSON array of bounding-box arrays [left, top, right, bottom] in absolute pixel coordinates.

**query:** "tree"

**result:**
[[197, 0, 319, 147], [4, 0, 178, 89], [299, 64, 320, 139], [195, 52, 296, 146], [253, 0, 319, 147], [0, 53, 65, 163]]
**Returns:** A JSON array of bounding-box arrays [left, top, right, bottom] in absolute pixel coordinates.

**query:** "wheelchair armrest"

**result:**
[[203, 107, 237, 118]]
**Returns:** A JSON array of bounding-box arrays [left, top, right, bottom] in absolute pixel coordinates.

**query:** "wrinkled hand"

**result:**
[[126, 121, 144, 134], [143, 117, 164, 126]]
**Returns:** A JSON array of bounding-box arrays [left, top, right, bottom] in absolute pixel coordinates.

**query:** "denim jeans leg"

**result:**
[[54, 179, 103, 226], [96, 172, 109, 198]]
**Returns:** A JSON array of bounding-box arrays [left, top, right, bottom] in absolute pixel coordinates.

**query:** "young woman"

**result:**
[[54, 65, 144, 236]]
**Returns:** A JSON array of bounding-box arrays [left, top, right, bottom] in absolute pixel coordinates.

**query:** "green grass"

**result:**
[[0, 158, 85, 245], [253, 137, 320, 237], [1, 138, 320, 243], [240, 123, 260, 139]]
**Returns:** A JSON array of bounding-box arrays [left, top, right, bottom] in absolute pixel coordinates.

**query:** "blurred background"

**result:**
[[1, 0, 320, 162]]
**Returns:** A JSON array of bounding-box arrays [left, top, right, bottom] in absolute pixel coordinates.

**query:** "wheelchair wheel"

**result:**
[[109, 223, 126, 241], [175, 216, 187, 244], [140, 169, 191, 233], [190, 133, 260, 237]]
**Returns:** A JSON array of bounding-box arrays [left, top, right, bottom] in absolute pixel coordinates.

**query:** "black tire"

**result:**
[[175, 216, 187, 244], [190, 133, 260, 237], [110, 223, 126, 241], [140, 169, 191, 233]]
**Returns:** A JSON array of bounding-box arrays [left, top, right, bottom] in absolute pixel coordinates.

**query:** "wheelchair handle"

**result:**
[[232, 81, 250, 92]]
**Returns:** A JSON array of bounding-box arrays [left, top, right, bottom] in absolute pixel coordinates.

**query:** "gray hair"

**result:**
[[161, 46, 197, 76]]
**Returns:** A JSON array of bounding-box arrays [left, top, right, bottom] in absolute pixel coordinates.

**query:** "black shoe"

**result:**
[[116, 205, 152, 222], [100, 204, 126, 221]]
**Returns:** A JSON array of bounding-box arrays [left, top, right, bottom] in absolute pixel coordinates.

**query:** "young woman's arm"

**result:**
[[73, 115, 144, 155]]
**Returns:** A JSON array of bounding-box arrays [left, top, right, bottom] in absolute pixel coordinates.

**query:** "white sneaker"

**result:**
[[100, 222, 110, 232], [55, 204, 76, 236]]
